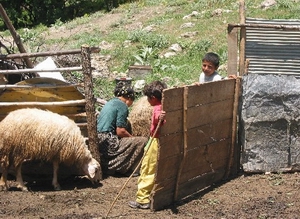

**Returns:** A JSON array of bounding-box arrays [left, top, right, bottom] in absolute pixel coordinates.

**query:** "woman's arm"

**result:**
[[116, 127, 132, 137]]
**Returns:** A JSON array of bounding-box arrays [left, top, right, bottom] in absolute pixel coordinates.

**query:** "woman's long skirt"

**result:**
[[98, 132, 148, 175]]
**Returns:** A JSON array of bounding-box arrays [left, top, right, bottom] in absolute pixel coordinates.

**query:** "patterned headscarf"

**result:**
[[114, 81, 135, 101]]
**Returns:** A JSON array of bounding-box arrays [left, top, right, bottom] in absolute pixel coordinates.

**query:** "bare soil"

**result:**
[[1, 172, 300, 219]]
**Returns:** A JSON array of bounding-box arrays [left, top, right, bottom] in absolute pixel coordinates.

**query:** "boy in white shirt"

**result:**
[[198, 52, 222, 83]]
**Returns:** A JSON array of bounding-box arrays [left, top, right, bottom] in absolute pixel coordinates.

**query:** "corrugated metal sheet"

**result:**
[[246, 18, 300, 75]]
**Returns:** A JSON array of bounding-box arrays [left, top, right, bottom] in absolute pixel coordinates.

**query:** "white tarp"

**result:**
[[34, 57, 65, 81]]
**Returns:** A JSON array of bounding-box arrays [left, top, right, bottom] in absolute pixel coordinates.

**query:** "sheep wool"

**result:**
[[0, 108, 101, 191]]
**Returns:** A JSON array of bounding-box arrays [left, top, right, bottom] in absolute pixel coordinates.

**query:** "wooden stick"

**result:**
[[0, 47, 100, 59], [227, 26, 238, 76], [81, 45, 101, 176], [76, 122, 87, 127], [174, 86, 188, 201], [105, 118, 163, 218], [0, 99, 85, 107], [96, 98, 107, 106], [228, 23, 300, 30], [244, 59, 250, 75], [0, 67, 82, 74], [239, 0, 246, 76], [226, 78, 241, 178], [0, 4, 34, 69]]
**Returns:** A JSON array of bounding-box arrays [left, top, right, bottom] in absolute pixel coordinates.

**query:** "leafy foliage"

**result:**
[[128, 30, 169, 48], [0, 0, 107, 30], [133, 47, 158, 65]]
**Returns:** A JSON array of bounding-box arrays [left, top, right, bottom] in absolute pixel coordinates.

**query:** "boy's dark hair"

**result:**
[[114, 81, 135, 101], [202, 52, 220, 68], [143, 80, 167, 101]]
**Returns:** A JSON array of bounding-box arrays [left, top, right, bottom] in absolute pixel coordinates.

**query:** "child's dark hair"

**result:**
[[202, 52, 220, 68], [114, 81, 135, 101], [143, 80, 167, 101]]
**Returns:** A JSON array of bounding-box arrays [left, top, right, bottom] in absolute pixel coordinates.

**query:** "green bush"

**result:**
[[0, 0, 107, 30]]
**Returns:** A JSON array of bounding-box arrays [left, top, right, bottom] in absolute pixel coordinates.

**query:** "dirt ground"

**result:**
[[0, 171, 299, 219]]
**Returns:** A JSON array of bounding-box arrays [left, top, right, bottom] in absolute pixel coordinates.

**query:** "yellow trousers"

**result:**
[[136, 138, 158, 204]]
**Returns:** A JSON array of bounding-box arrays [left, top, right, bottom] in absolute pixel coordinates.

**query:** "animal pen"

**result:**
[[0, 3, 99, 161], [0, 45, 101, 177]]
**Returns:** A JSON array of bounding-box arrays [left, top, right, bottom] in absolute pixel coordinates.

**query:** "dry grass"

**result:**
[[128, 96, 153, 137]]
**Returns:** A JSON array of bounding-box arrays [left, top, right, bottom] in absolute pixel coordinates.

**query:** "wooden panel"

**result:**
[[153, 177, 177, 194], [0, 78, 86, 122], [179, 157, 228, 183], [159, 132, 183, 159], [176, 168, 226, 201], [186, 118, 232, 150], [187, 98, 233, 129], [0, 77, 84, 102], [186, 144, 229, 166], [0, 77, 87, 136], [0, 105, 85, 116], [160, 109, 183, 135], [187, 79, 235, 107], [162, 87, 184, 111], [153, 78, 237, 209], [155, 154, 181, 181], [151, 186, 175, 211], [178, 140, 231, 183], [0, 88, 83, 102]]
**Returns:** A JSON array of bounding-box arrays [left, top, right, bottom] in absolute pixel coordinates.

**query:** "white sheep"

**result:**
[[0, 108, 102, 191]]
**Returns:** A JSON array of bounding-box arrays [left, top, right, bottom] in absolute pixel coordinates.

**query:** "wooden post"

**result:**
[[0, 4, 34, 69], [174, 86, 188, 201], [226, 78, 241, 178], [227, 25, 238, 76], [239, 0, 246, 76], [81, 45, 102, 177]]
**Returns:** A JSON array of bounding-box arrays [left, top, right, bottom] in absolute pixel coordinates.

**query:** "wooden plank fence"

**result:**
[[151, 78, 240, 210]]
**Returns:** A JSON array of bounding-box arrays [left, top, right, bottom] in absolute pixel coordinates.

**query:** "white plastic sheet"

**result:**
[[34, 57, 65, 81]]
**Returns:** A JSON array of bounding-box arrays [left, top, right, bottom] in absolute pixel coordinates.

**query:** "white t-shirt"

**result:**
[[199, 71, 222, 83]]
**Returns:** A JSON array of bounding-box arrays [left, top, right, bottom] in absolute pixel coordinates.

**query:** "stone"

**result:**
[[240, 74, 300, 173]]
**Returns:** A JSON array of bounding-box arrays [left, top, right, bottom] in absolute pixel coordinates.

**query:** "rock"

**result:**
[[169, 43, 182, 52], [183, 11, 199, 19], [99, 40, 113, 50], [240, 74, 300, 173], [261, 0, 277, 9], [180, 31, 199, 38], [162, 51, 177, 58], [180, 22, 195, 29], [143, 25, 156, 32]]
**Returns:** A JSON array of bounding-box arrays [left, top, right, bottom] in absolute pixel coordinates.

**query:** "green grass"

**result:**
[[2, 0, 300, 100]]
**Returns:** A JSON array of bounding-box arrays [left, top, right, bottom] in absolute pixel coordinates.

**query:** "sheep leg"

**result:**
[[52, 160, 61, 191], [0, 167, 9, 191], [15, 163, 28, 191]]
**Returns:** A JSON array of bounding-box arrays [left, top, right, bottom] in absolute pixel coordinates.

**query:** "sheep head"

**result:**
[[83, 158, 102, 184]]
